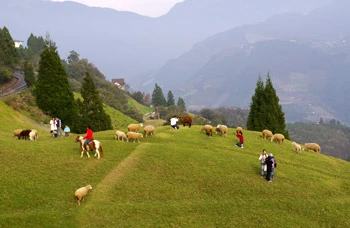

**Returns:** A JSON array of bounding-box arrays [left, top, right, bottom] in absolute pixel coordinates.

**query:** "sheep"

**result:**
[[74, 185, 92, 205], [19, 129, 32, 140], [201, 125, 213, 136], [179, 116, 192, 128], [127, 123, 143, 132], [143, 125, 156, 137], [215, 124, 228, 137], [127, 132, 143, 143], [271, 133, 285, 144], [30, 129, 38, 141], [262, 129, 273, 140], [236, 126, 243, 135], [115, 130, 128, 142], [292, 141, 302, 153], [303, 143, 321, 153], [13, 129, 22, 139]]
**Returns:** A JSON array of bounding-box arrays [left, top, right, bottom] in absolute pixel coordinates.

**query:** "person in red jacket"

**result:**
[[235, 132, 244, 148], [83, 125, 94, 150]]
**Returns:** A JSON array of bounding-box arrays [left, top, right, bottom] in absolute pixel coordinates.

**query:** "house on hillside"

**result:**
[[14, 40, 23, 48], [111, 78, 125, 90]]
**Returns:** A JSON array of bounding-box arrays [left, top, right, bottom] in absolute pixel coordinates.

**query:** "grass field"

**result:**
[[0, 99, 349, 227]]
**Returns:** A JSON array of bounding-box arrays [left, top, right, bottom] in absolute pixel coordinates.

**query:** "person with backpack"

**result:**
[[56, 117, 62, 137], [265, 153, 274, 182], [259, 149, 268, 178]]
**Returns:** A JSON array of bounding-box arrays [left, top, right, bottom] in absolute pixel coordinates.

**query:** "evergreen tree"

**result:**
[[79, 71, 112, 132], [247, 75, 265, 131], [151, 83, 166, 107], [22, 60, 36, 87], [177, 97, 186, 111], [167, 90, 175, 106], [35, 37, 77, 128], [247, 73, 289, 139], [0, 26, 18, 68]]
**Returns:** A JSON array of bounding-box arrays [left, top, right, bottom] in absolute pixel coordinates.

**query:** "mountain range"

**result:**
[[2, 0, 350, 123]]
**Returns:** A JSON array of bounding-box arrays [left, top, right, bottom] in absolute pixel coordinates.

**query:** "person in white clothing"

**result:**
[[170, 116, 179, 130], [259, 149, 268, 178]]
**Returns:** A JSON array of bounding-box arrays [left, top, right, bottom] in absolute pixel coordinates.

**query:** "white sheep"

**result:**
[[75, 185, 92, 205], [215, 124, 228, 137], [127, 132, 143, 143], [127, 123, 144, 132], [115, 130, 128, 142], [201, 125, 213, 136], [271, 133, 285, 144], [262, 129, 273, 140], [303, 143, 321, 153], [13, 129, 22, 139], [29, 129, 38, 141], [291, 141, 301, 153], [143, 125, 156, 137], [236, 126, 243, 135]]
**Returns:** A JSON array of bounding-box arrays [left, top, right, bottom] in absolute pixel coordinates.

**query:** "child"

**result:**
[[235, 132, 244, 148]]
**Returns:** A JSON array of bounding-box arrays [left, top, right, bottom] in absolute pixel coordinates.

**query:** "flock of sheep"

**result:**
[[13, 128, 38, 141]]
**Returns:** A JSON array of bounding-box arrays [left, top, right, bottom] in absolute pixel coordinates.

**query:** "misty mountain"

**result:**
[[147, 0, 350, 124], [0, 0, 332, 82]]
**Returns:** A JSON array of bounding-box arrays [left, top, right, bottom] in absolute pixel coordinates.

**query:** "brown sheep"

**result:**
[[143, 125, 156, 137], [127, 132, 143, 143], [236, 126, 243, 135], [303, 143, 321, 153], [262, 129, 273, 140], [75, 185, 92, 205], [13, 129, 22, 139], [215, 124, 228, 137], [19, 129, 32, 140], [201, 125, 213, 136], [179, 116, 192, 128], [127, 123, 143, 132], [271, 133, 285, 144], [115, 130, 128, 142]]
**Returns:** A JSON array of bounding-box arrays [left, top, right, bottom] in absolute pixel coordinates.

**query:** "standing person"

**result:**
[[50, 117, 57, 137], [64, 125, 70, 137], [83, 125, 94, 150], [270, 154, 276, 180], [170, 116, 179, 130], [56, 117, 62, 137], [235, 132, 244, 148], [265, 154, 274, 182], [259, 149, 268, 178]]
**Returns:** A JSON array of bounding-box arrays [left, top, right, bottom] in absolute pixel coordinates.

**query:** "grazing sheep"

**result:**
[[143, 125, 156, 137], [75, 185, 92, 205], [262, 129, 273, 140], [19, 129, 32, 140], [292, 141, 301, 153], [271, 133, 285, 144], [179, 116, 192, 128], [127, 123, 143, 132], [303, 143, 321, 153], [201, 125, 213, 136], [13, 129, 22, 139], [127, 132, 143, 143], [30, 129, 38, 141], [115, 130, 128, 142], [236, 126, 243, 135], [215, 124, 228, 137]]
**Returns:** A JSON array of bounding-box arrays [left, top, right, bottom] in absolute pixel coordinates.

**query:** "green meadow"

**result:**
[[0, 99, 349, 227]]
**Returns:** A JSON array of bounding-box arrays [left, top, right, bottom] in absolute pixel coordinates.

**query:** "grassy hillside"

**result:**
[[0, 99, 349, 227]]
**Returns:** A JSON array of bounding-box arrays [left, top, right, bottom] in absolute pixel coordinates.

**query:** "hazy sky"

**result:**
[[51, 0, 184, 17]]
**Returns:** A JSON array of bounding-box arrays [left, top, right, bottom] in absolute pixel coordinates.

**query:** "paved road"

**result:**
[[0, 71, 27, 97]]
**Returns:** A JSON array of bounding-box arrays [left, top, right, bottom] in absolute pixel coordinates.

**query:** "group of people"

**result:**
[[49, 117, 70, 137], [259, 149, 276, 182]]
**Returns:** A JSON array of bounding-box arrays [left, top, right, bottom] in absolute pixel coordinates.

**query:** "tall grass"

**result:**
[[0, 100, 348, 227]]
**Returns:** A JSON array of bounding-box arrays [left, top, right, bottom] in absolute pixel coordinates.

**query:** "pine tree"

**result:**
[[79, 71, 112, 132], [151, 83, 166, 107], [247, 75, 265, 131], [247, 73, 289, 139], [167, 90, 175, 106], [177, 97, 186, 111], [0, 26, 18, 68], [35, 37, 77, 128], [22, 60, 36, 87]]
